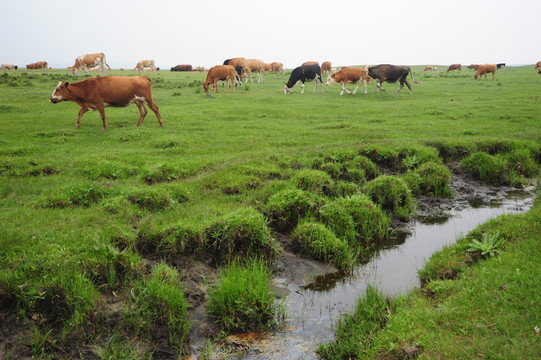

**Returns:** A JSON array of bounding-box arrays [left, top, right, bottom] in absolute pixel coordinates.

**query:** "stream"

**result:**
[[225, 191, 534, 359]]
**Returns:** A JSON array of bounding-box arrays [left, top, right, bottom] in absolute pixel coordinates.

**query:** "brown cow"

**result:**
[[321, 61, 332, 76], [474, 64, 497, 80], [243, 59, 265, 83], [302, 61, 319, 66], [423, 65, 438, 72], [326, 67, 371, 95], [26, 61, 48, 69], [447, 64, 462, 72], [134, 60, 156, 71], [203, 65, 238, 93], [535, 61, 541, 72], [49, 76, 163, 130], [171, 64, 193, 71], [468, 64, 480, 70], [69, 53, 111, 75], [270, 62, 284, 72]]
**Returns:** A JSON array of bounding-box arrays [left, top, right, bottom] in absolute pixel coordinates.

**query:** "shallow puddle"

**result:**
[[229, 192, 533, 359]]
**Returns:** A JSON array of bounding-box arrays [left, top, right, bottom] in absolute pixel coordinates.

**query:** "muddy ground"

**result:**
[[0, 171, 535, 359]]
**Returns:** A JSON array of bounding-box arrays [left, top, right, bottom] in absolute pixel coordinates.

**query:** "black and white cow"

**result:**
[[367, 64, 413, 94], [284, 64, 324, 94]]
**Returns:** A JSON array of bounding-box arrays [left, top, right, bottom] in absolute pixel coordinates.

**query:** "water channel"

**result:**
[[227, 192, 534, 359]]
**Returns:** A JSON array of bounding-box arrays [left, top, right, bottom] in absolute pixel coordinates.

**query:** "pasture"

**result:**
[[0, 65, 540, 358]]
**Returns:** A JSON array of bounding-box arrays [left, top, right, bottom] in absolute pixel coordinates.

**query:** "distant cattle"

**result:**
[[321, 61, 332, 76], [69, 53, 111, 75], [423, 65, 438, 72], [535, 61, 541, 71], [302, 61, 319, 66], [367, 64, 413, 94], [447, 64, 462, 72], [243, 59, 265, 83], [326, 67, 371, 95], [468, 64, 480, 70], [203, 65, 238, 94], [270, 62, 284, 72], [49, 76, 163, 130], [284, 64, 323, 95], [496, 63, 506, 70], [135, 60, 157, 71], [171, 64, 192, 72], [26, 61, 48, 69], [1, 64, 17, 70], [474, 64, 497, 80]]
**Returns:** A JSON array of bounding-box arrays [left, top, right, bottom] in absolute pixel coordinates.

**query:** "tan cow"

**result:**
[[26, 61, 48, 69], [203, 65, 238, 93], [423, 65, 438, 72], [242, 59, 265, 83], [535, 61, 541, 72], [134, 59, 156, 71], [49, 76, 163, 130], [447, 64, 462, 72], [1, 64, 17, 70], [321, 61, 332, 76], [302, 61, 319, 66], [69, 53, 111, 75], [270, 62, 284, 72], [326, 67, 371, 95], [474, 64, 497, 80]]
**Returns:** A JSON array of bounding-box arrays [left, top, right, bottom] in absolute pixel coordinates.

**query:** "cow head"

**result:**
[[203, 81, 211, 93], [325, 74, 335, 86], [50, 81, 69, 103], [284, 84, 293, 95]]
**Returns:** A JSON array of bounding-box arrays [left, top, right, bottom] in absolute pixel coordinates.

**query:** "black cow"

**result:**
[[496, 63, 506, 70], [284, 64, 323, 94], [367, 64, 413, 94], [223, 59, 231, 65]]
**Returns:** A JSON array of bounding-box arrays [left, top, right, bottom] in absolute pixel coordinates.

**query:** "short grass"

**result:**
[[0, 66, 540, 357]]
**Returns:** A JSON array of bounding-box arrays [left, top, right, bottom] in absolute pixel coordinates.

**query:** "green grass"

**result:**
[[0, 66, 540, 356]]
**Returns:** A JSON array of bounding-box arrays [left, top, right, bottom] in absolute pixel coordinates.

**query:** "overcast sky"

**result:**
[[2, 0, 538, 69]]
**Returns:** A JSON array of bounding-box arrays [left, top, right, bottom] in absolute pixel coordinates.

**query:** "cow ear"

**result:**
[[64, 82, 70, 88]]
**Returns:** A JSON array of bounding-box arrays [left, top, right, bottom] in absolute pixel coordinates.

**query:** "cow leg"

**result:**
[[319, 76, 324, 93], [377, 81, 384, 93], [301, 82, 305, 95], [135, 102, 148, 127], [351, 81, 359, 95], [145, 99, 164, 127], [230, 77, 235, 93], [258, 71, 262, 83], [363, 79, 368, 95], [96, 106, 107, 130], [75, 108, 89, 128]]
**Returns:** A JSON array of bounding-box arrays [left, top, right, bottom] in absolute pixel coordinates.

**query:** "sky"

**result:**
[[2, 0, 538, 70]]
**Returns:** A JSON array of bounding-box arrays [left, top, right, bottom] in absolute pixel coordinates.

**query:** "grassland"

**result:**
[[0, 65, 540, 358]]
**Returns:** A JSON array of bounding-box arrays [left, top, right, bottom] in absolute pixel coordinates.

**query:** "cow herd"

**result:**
[[1, 52, 539, 129]]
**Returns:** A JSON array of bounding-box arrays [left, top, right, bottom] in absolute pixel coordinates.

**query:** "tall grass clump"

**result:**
[[207, 259, 282, 334], [291, 168, 335, 195], [264, 188, 324, 233], [406, 161, 452, 197], [205, 207, 280, 265], [364, 175, 415, 220], [319, 194, 390, 246], [317, 286, 389, 359], [127, 263, 190, 351], [290, 222, 355, 272]]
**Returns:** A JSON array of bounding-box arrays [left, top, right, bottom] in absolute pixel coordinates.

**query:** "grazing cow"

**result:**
[[1, 64, 17, 70], [203, 65, 238, 94], [321, 61, 332, 76], [468, 64, 480, 70], [26, 61, 48, 69], [242, 59, 265, 83], [423, 65, 438, 72], [270, 62, 284, 72], [326, 67, 371, 95], [170, 64, 192, 71], [284, 64, 323, 94], [366, 64, 413, 94], [474, 64, 497, 80], [496, 63, 506, 70], [70, 53, 111, 75], [447, 64, 462, 72], [135, 60, 157, 71], [49, 76, 163, 130], [535, 61, 541, 71], [262, 63, 272, 72]]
